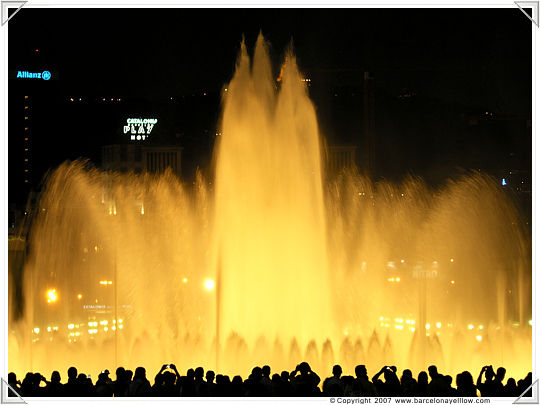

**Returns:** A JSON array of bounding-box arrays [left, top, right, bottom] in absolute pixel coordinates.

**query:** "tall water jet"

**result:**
[[214, 35, 333, 354], [8, 34, 531, 381]]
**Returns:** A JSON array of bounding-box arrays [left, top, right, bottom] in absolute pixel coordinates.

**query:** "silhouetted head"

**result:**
[[428, 365, 438, 378], [496, 367, 506, 381], [194, 367, 204, 379], [333, 365, 342, 377], [51, 371, 61, 383], [485, 366, 495, 380], [251, 366, 262, 380], [116, 367, 125, 380], [186, 369, 195, 380], [33, 373, 44, 385], [262, 365, 271, 377], [444, 375, 452, 385], [390, 366, 397, 374], [298, 362, 311, 375], [206, 370, 215, 383], [355, 365, 368, 379], [232, 375, 243, 385], [125, 370, 133, 382], [401, 369, 413, 383], [163, 371, 176, 385], [134, 367, 146, 381], [8, 373, 17, 384], [506, 378, 517, 389], [418, 371, 428, 384], [272, 373, 281, 384], [77, 373, 87, 382], [280, 371, 290, 382], [67, 367, 77, 379], [460, 371, 473, 385]]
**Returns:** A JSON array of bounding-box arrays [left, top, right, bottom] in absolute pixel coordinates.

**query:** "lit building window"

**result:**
[[24, 96, 29, 99]]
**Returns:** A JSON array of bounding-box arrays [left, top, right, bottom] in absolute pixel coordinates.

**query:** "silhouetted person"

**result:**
[[444, 375, 457, 396], [245, 366, 266, 396], [290, 362, 321, 396], [230, 375, 245, 396], [43, 371, 64, 397], [78, 373, 96, 396], [477, 365, 497, 397], [400, 369, 418, 396], [417, 371, 428, 396], [194, 366, 206, 396], [279, 371, 295, 396], [153, 364, 180, 396], [64, 367, 80, 397], [373, 366, 401, 396], [206, 370, 217, 396], [492, 367, 506, 397], [323, 365, 345, 396], [179, 368, 196, 396], [125, 369, 133, 384], [456, 371, 477, 397], [95, 371, 113, 396], [348, 365, 377, 396], [8, 372, 23, 397], [215, 374, 231, 396], [505, 378, 519, 397], [427, 365, 450, 396], [127, 367, 151, 396], [261, 365, 274, 395], [112, 367, 128, 397], [521, 372, 533, 397]]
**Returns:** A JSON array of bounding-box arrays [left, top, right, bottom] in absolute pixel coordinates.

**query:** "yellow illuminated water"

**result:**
[[8, 35, 531, 383]]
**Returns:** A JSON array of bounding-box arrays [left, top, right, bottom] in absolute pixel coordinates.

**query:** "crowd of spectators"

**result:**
[[8, 363, 533, 398]]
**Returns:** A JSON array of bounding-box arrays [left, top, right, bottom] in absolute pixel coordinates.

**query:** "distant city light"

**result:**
[[468, 324, 474, 330], [205, 279, 215, 290], [436, 322, 442, 328], [47, 289, 57, 303], [476, 335, 482, 341]]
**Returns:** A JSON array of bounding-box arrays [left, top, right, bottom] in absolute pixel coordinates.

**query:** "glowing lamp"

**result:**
[[205, 279, 215, 290], [47, 289, 57, 302]]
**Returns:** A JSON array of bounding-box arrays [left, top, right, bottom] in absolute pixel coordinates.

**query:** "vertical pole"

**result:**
[[215, 254, 221, 373], [114, 241, 118, 370], [418, 271, 427, 371]]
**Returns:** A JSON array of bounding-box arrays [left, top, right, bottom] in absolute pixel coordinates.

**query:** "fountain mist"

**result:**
[[9, 35, 531, 381]]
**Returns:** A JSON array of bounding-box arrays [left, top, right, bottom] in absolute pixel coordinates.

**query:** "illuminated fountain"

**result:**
[[9, 35, 531, 381]]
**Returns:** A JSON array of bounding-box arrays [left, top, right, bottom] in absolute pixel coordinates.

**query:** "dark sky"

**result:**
[[7, 6, 532, 116], [4, 5, 534, 203]]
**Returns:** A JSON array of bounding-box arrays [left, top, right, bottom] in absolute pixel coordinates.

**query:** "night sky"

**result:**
[[8, 7, 532, 111], [4, 4, 534, 200]]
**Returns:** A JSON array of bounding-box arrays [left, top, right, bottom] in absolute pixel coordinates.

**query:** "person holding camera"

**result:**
[[290, 362, 321, 396]]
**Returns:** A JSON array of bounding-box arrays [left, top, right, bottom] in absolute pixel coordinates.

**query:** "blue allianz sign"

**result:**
[[16, 70, 51, 80]]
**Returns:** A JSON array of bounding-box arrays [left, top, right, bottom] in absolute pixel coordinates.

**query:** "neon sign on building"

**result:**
[[16, 70, 52, 80], [123, 118, 158, 141]]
